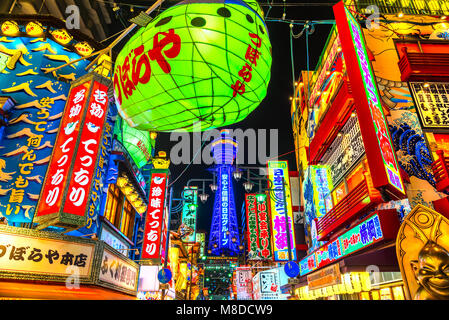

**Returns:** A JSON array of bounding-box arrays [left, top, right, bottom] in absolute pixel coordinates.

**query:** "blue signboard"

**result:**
[[284, 261, 300, 278], [0, 35, 88, 224]]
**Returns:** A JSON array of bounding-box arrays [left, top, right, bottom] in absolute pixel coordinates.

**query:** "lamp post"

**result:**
[[186, 176, 217, 204]]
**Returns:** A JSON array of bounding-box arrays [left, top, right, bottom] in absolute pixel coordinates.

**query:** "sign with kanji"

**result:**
[[35, 73, 111, 230], [252, 269, 281, 300], [334, 1, 405, 199], [299, 210, 399, 276], [245, 193, 273, 261], [409, 81, 449, 130], [141, 172, 168, 261], [0, 227, 95, 278], [63, 80, 110, 217], [98, 248, 139, 292], [181, 186, 198, 243], [267, 161, 297, 261], [236, 267, 253, 300]]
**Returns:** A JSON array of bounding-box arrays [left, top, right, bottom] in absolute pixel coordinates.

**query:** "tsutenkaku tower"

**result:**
[[208, 130, 240, 256]]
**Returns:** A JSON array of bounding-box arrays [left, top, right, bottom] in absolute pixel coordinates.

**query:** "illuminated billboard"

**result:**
[[299, 210, 399, 276], [181, 186, 198, 243], [35, 74, 111, 229], [267, 161, 297, 261], [0, 33, 90, 224], [245, 193, 273, 260], [334, 1, 405, 199], [141, 172, 168, 261]]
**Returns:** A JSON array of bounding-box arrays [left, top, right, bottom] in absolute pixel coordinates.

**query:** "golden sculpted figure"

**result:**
[[396, 204, 449, 300], [151, 151, 170, 170]]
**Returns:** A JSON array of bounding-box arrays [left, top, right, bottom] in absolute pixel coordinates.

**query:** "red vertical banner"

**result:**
[[63, 81, 109, 216], [35, 80, 92, 219], [256, 194, 273, 260], [245, 194, 258, 259], [35, 73, 111, 230], [333, 1, 405, 199], [141, 172, 168, 260]]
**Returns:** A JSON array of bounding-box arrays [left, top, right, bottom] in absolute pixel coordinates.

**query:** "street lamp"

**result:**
[[242, 180, 254, 193], [233, 167, 243, 181], [186, 178, 215, 204], [209, 183, 218, 192], [199, 193, 209, 203], [209, 173, 218, 192]]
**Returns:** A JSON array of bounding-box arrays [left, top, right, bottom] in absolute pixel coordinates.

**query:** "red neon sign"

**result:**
[[141, 172, 168, 260], [63, 81, 109, 216], [36, 80, 91, 218], [333, 1, 405, 199]]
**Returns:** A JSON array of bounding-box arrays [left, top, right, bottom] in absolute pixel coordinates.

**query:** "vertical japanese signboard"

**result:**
[[35, 73, 111, 229], [221, 170, 230, 248], [181, 186, 198, 243], [141, 172, 168, 261], [245, 193, 273, 260], [267, 161, 297, 261], [236, 267, 253, 300], [62, 81, 110, 216], [245, 194, 258, 258], [333, 1, 405, 199]]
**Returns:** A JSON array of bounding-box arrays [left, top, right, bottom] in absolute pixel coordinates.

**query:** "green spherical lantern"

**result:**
[[116, 117, 154, 168], [113, 0, 272, 132]]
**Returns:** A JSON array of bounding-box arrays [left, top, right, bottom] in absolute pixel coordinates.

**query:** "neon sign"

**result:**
[[181, 186, 198, 243], [221, 172, 230, 247], [141, 172, 167, 260], [36, 80, 91, 223], [267, 161, 297, 261], [245, 193, 273, 260], [299, 213, 384, 276], [333, 2, 405, 197]]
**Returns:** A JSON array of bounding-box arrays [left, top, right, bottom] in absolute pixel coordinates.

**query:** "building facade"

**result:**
[[290, 0, 449, 300]]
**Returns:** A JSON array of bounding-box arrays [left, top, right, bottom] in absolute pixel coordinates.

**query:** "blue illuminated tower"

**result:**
[[208, 130, 240, 256]]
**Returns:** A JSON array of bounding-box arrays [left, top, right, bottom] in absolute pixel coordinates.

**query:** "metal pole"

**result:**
[[161, 186, 173, 300], [189, 246, 193, 300]]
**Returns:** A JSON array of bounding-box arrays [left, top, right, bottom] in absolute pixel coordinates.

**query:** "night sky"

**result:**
[[108, 1, 339, 236], [150, 1, 338, 235]]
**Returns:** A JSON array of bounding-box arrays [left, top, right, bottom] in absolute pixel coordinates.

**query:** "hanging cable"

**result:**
[[289, 23, 297, 109], [168, 135, 209, 187]]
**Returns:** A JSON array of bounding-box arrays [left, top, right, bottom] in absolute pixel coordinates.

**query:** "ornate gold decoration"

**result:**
[[74, 41, 94, 57], [50, 29, 73, 45], [151, 151, 170, 169], [1, 21, 19, 36], [396, 204, 449, 300], [25, 21, 44, 37]]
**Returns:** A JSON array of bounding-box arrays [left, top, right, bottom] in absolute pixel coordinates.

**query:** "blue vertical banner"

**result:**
[[70, 103, 118, 235], [0, 35, 88, 224]]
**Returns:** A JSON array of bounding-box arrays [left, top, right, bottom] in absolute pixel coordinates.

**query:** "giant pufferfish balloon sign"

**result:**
[[113, 0, 272, 132]]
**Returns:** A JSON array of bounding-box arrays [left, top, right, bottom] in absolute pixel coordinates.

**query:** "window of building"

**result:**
[[104, 183, 124, 230], [120, 199, 136, 239], [326, 158, 370, 212]]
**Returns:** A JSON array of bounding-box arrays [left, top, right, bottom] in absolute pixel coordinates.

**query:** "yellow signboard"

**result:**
[[0, 226, 95, 280], [267, 161, 297, 261]]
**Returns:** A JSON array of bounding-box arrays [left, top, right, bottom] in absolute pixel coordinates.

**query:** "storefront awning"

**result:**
[[0, 280, 136, 300]]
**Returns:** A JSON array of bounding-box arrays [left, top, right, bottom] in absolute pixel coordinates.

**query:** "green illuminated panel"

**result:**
[[113, 0, 272, 132]]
